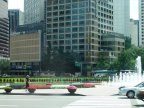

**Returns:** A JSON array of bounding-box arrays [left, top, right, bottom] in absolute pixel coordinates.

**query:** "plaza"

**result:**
[[0, 85, 143, 108]]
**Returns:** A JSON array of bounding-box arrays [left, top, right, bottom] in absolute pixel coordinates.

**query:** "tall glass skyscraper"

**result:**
[[113, 0, 130, 37], [0, 0, 9, 58], [24, 0, 45, 24], [46, 0, 113, 66], [8, 9, 24, 33]]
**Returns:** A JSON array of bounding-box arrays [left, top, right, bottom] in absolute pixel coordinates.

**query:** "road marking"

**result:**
[[0, 99, 44, 101], [0, 105, 18, 107], [63, 96, 132, 108]]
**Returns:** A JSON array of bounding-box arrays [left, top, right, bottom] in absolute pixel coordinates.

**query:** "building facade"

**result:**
[[113, 0, 130, 37], [10, 22, 45, 75], [100, 32, 125, 62], [139, 0, 144, 46], [130, 19, 139, 46], [46, 0, 113, 69], [0, 0, 9, 59], [8, 9, 24, 34], [24, 0, 45, 24]]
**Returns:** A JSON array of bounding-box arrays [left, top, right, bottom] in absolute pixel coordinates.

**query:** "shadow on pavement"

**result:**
[[111, 94, 119, 96], [118, 97, 129, 99], [0, 93, 86, 96], [133, 105, 144, 107]]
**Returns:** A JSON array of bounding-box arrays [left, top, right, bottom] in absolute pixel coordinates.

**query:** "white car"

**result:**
[[119, 82, 144, 98]]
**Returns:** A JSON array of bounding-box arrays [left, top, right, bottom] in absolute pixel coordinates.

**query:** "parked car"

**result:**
[[136, 88, 144, 100], [119, 81, 144, 98]]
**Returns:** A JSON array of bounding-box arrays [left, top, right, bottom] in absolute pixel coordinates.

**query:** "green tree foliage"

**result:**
[[42, 49, 80, 76], [125, 37, 131, 49], [112, 46, 144, 71], [96, 53, 110, 70], [0, 60, 10, 74]]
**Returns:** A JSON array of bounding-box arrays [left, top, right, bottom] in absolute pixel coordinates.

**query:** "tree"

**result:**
[[0, 60, 10, 75], [111, 46, 144, 71], [42, 49, 80, 76], [96, 53, 110, 70]]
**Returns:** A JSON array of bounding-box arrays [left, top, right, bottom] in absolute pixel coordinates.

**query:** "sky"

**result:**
[[8, 0, 139, 20]]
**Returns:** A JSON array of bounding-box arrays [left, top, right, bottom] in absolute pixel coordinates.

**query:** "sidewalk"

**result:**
[[0, 85, 119, 96]]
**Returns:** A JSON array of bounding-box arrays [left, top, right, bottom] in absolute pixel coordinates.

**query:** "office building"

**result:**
[[46, 0, 113, 72], [8, 9, 24, 33], [0, 0, 9, 59], [101, 32, 125, 62], [130, 19, 139, 46], [139, 0, 144, 46], [10, 22, 45, 75], [113, 0, 130, 37], [24, 0, 45, 24]]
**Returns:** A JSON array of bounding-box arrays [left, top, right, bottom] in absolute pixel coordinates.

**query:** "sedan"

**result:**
[[119, 81, 144, 98]]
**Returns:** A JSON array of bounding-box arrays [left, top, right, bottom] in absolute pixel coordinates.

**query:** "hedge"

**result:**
[[0, 77, 108, 84]]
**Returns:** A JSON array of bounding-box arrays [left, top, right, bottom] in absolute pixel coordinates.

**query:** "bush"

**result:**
[[3, 86, 13, 93]]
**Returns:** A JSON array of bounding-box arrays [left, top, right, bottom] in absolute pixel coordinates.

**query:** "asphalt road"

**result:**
[[0, 85, 144, 108], [0, 95, 83, 108]]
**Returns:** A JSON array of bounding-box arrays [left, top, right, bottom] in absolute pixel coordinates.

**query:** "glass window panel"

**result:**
[[72, 9, 78, 14], [59, 34, 64, 39], [66, 34, 71, 38], [65, 28, 71, 33], [66, 22, 71, 26], [59, 0, 64, 4], [59, 5, 65, 10], [72, 27, 78, 32], [72, 21, 78, 26], [59, 28, 64, 33], [66, 4, 71, 9], [72, 3, 78, 8], [72, 33, 78, 38], [79, 27, 84, 32], [72, 15, 78, 20]]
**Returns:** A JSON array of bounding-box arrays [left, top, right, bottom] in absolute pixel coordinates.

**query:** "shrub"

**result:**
[[82, 83, 95, 88], [3, 86, 13, 93]]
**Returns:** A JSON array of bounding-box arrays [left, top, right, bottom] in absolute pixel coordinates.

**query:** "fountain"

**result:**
[[109, 56, 143, 86]]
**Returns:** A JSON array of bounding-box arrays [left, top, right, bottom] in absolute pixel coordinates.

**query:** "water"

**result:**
[[109, 56, 143, 86]]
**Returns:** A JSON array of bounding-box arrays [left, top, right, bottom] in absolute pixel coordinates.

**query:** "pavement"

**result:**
[[0, 85, 144, 108], [0, 85, 118, 96]]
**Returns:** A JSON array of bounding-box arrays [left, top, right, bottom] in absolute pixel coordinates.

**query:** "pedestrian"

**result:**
[[25, 75, 30, 89]]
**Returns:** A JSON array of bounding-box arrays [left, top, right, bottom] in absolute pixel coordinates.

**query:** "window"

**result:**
[[59, 0, 64, 4], [72, 33, 78, 38], [72, 15, 78, 20], [72, 3, 78, 8], [66, 0, 71, 3], [66, 22, 71, 26], [59, 28, 64, 33], [72, 27, 78, 32], [59, 34, 64, 39], [66, 4, 71, 9], [72, 9, 78, 14], [72, 21, 78, 26], [66, 34, 71, 38], [65, 28, 71, 33], [79, 27, 84, 32], [59, 5, 65, 10], [65, 40, 71, 44]]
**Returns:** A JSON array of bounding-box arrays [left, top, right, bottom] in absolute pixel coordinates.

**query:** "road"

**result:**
[[0, 85, 144, 108]]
